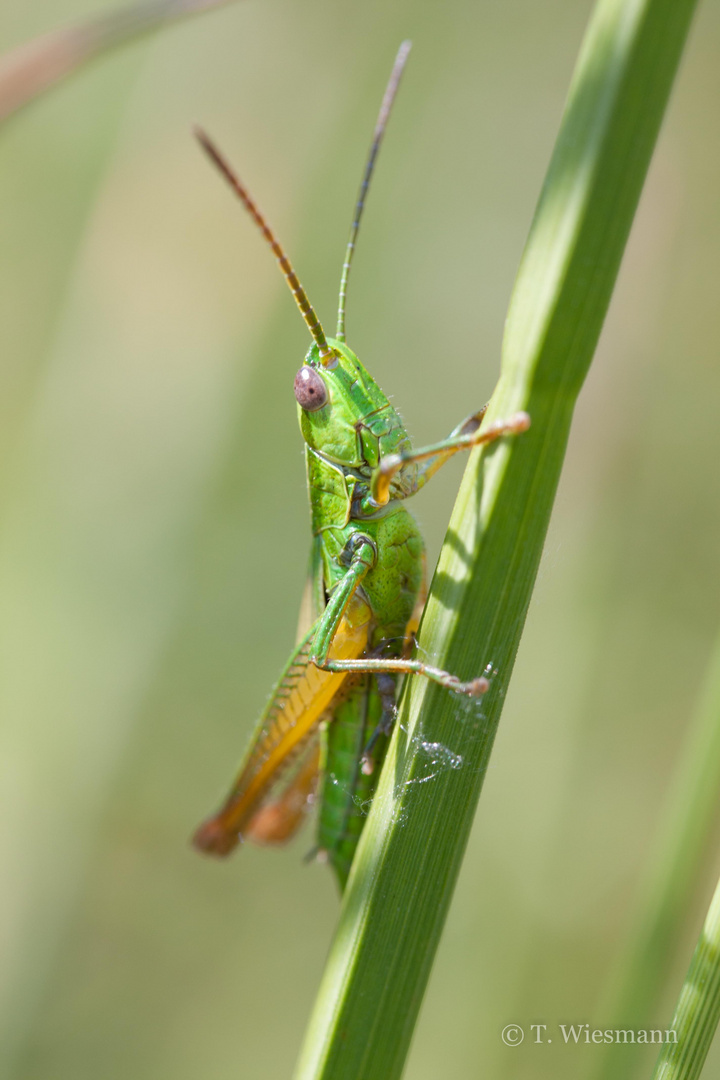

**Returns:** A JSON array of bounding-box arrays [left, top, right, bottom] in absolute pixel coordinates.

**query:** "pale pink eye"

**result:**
[[294, 366, 328, 411]]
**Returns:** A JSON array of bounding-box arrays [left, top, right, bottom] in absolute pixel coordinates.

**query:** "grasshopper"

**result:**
[[192, 41, 529, 889]]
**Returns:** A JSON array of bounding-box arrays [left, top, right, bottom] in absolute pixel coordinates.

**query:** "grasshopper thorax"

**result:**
[[295, 340, 410, 474]]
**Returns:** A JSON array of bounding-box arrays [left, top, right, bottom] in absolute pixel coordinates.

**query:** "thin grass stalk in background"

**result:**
[[650, 870, 720, 1080], [295, 0, 699, 1076], [594, 634, 720, 1080], [0, 0, 241, 124]]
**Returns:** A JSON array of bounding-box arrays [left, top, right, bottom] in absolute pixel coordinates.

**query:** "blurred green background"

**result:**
[[1, 1, 720, 1078]]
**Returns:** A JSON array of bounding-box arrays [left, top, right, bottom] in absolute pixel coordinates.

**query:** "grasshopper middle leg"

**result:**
[[309, 536, 490, 701]]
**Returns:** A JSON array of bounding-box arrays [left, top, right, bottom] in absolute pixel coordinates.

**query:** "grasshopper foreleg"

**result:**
[[371, 408, 531, 505]]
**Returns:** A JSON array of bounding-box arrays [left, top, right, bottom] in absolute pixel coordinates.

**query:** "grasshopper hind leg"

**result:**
[[361, 671, 397, 775]]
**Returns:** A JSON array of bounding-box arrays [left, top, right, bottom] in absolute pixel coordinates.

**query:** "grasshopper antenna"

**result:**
[[195, 126, 334, 367], [335, 39, 411, 343]]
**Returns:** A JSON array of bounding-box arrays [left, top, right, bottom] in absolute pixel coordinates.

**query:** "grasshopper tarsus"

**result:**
[[456, 404, 489, 438], [464, 676, 491, 697]]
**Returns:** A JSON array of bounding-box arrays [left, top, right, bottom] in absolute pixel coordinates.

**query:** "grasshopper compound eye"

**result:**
[[294, 366, 328, 411]]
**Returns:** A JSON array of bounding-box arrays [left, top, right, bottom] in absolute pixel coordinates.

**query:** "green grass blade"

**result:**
[[295, 1, 698, 1077], [650, 872, 720, 1080], [0, 0, 240, 124], [594, 633, 720, 1080]]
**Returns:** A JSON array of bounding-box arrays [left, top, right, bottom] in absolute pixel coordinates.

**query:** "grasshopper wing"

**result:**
[[241, 537, 327, 847], [243, 741, 322, 846], [193, 606, 368, 856]]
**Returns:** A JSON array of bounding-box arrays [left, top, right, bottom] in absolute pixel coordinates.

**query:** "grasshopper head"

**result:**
[[195, 45, 413, 476], [294, 339, 409, 470]]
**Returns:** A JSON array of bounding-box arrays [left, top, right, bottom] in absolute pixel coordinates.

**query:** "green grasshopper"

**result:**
[[193, 41, 529, 890]]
